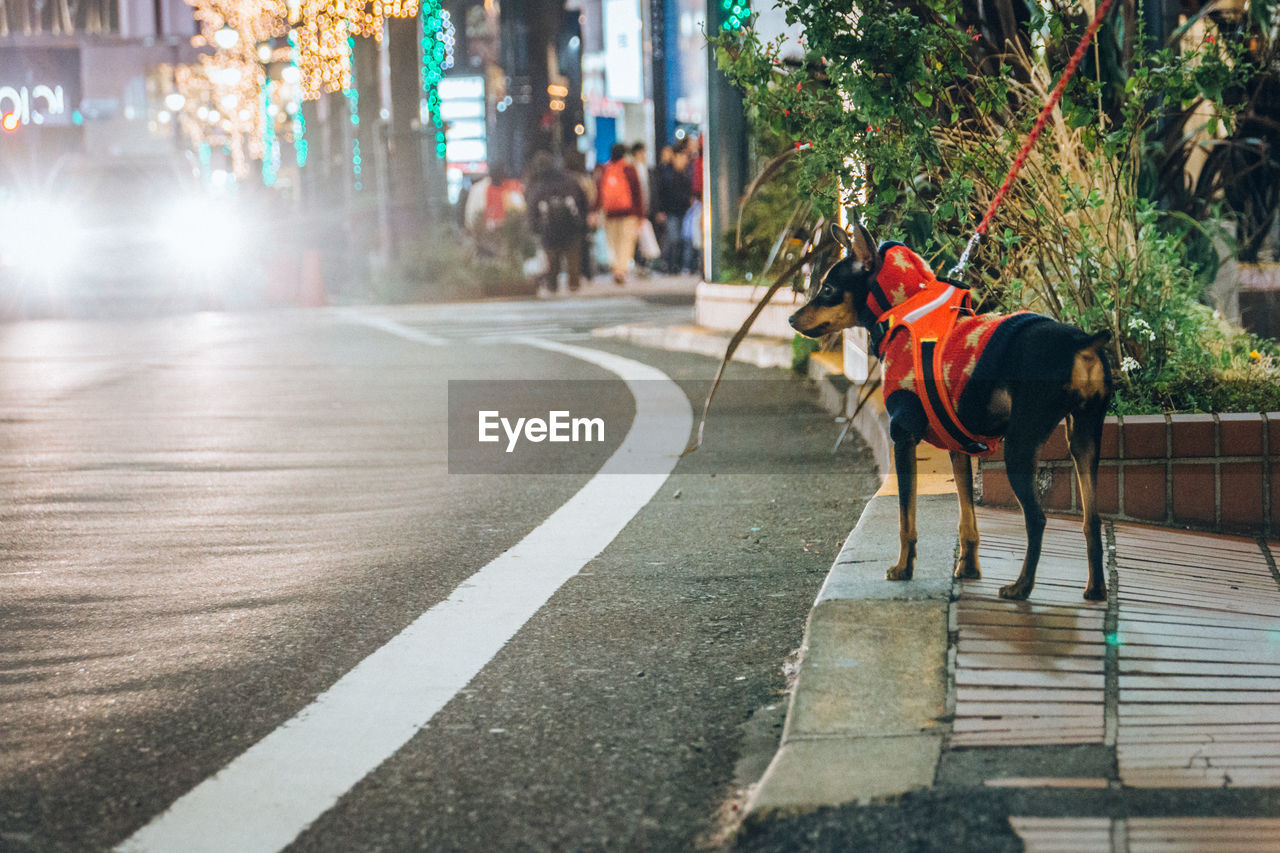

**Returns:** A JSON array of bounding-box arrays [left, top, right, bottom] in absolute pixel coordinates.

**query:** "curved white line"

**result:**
[[118, 331, 692, 853], [341, 312, 448, 346]]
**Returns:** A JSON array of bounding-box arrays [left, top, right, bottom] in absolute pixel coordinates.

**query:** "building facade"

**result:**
[[0, 0, 205, 180]]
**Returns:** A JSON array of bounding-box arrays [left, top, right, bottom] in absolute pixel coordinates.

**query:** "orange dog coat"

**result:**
[[870, 244, 1030, 455]]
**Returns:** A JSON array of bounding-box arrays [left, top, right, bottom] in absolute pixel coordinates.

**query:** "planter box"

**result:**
[[843, 327, 871, 382], [977, 413, 1280, 537], [694, 281, 806, 340]]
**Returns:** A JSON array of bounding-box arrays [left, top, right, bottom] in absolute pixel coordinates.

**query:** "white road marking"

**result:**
[[117, 328, 692, 853], [341, 313, 448, 346]]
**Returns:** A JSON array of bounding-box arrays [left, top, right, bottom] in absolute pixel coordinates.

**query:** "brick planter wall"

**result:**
[[976, 413, 1278, 536]]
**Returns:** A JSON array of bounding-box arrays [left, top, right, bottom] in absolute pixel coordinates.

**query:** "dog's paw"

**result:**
[[998, 581, 1031, 600], [886, 565, 914, 582], [1082, 584, 1107, 602], [953, 563, 981, 580]]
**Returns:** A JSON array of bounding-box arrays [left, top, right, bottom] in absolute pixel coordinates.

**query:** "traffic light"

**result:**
[[721, 0, 750, 32]]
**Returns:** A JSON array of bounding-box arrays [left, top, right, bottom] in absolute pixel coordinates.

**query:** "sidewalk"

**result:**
[[596, 312, 1280, 850], [741, 356, 1280, 850]]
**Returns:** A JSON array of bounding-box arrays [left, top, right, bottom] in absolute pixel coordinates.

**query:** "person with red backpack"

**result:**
[[596, 142, 645, 285]]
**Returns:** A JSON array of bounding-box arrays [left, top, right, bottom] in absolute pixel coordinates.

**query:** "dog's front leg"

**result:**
[[887, 438, 918, 581], [951, 451, 981, 580]]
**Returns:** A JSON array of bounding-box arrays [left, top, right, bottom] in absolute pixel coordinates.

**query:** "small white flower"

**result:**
[[1127, 317, 1156, 342], [1121, 356, 1140, 374]]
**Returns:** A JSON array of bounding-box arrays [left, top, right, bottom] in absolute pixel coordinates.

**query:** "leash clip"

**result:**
[[948, 231, 983, 280]]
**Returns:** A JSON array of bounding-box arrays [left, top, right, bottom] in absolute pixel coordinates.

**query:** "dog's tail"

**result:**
[[1070, 331, 1111, 402]]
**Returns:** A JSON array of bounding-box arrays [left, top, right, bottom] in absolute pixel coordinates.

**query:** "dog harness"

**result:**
[[871, 244, 1019, 456]]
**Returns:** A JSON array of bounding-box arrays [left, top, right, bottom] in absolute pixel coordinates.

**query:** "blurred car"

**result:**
[[0, 153, 261, 318]]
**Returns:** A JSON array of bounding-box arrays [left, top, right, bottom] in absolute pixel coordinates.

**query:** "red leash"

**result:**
[[950, 0, 1120, 277]]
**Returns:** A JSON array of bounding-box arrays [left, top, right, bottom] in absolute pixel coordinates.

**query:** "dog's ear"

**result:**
[[827, 222, 852, 251], [848, 221, 880, 273]]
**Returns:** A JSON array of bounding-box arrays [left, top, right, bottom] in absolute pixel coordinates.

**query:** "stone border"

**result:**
[[589, 322, 794, 369], [743, 354, 957, 820], [977, 413, 1279, 536], [693, 281, 807, 339]]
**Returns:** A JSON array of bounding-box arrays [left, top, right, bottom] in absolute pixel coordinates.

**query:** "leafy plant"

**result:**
[[715, 0, 1280, 412], [375, 219, 536, 303]]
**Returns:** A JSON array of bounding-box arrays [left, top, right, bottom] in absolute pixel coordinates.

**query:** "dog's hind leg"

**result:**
[[951, 451, 981, 580], [998, 430, 1046, 601], [1068, 409, 1107, 601], [887, 438, 918, 581]]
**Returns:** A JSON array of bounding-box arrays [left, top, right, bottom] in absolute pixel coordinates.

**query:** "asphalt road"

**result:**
[[0, 300, 880, 852]]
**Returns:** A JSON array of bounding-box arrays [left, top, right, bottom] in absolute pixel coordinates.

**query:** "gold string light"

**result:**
[[177, 0, 420, 176]]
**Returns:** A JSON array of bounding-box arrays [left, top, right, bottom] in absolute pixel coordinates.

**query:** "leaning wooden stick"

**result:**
[[831, 376, 881, 454], [681, 241, 836, 457]]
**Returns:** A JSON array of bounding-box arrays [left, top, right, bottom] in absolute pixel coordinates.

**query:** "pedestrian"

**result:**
[[629, 142, 652, 215], [685, 136, 705, 275], [656, 139, 693, 274], [465, 163, 523, 226], [597, 142, 645, 285], [630, 141, 661, 275], [525, 151, 589, 293], [563, 149, 598, 282], [653, 145, 674, 264], [482, 164, 525, 232]]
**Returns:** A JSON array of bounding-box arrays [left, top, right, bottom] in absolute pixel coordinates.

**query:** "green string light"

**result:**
[[262, 79, 279, 188], [289, 29, 308, 168], [420, 2, 454, 160], [345, 34, 362, 191], [721, 0, 750, 31]]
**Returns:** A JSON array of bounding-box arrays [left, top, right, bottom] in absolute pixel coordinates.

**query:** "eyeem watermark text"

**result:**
[[478, 410, 605, 453]]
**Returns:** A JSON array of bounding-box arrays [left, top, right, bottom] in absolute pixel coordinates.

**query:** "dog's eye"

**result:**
[[819, 285, 835, 298]]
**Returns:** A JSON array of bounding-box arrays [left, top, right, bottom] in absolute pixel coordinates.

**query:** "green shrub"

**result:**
[[717, 0, 1280, 413], [792, 332, 820, 371], [375, 218, 538, 303]]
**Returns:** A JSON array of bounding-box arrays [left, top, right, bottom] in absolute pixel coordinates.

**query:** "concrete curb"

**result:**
[[743, 354, 960, 821], [590, 323, 794, 369]]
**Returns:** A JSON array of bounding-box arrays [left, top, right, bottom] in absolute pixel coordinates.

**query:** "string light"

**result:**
[[290, 0, 419, 99], [421, 2, 453, 160], [176, 0, 419, 178], [345, 36, 362, 190], [289, 29, 308, 167], [261, 78, 279, 186], [721, 0, 751, 31]]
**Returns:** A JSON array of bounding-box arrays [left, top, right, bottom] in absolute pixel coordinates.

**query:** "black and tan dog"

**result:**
[[791, 223, 1113, 601]]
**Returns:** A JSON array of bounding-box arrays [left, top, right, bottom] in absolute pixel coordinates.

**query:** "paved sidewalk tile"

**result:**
[[1113, 525, 1280, 789], [1011, 816, 1280, 852], [958, 508, 1280, 847], [953, 511, 1107, 748]]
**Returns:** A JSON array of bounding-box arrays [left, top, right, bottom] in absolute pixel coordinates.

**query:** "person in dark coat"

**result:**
[[655, 139, 693, 274], [525, 151, 589, 293]]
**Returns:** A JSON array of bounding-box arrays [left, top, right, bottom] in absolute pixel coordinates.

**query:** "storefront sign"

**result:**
[[0, 85, 66, 126], [0, 49, 81, 128], [603, 0, 643, 103]]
